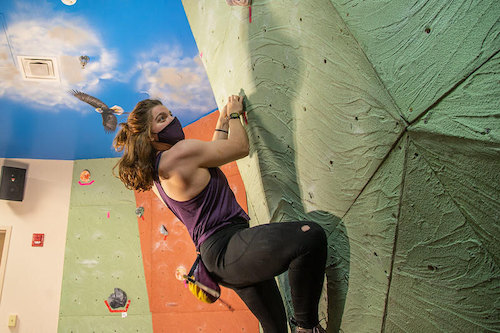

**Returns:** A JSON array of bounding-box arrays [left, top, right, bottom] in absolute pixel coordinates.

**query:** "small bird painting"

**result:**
[[70, 90, 125, 133]]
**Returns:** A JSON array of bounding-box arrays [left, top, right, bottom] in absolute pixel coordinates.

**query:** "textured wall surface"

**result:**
[[134, 111, 258, 332], [58, 158, 153, 332], [182, 0, 499, 332]]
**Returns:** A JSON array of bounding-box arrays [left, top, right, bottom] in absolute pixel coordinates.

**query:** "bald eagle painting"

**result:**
[[70, 90, 125, 133]]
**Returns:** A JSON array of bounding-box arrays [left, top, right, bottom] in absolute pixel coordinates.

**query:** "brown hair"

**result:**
[[113, 99, 163, 191]]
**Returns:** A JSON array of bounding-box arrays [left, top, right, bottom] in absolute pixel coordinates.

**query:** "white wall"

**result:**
[[0, 158, 73, 333]]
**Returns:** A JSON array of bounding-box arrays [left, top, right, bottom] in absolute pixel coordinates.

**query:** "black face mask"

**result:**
[[154, 117, 185, 145]]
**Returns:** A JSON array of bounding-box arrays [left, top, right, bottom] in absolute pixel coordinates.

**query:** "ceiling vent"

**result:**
[[17, 56, 60, 81]]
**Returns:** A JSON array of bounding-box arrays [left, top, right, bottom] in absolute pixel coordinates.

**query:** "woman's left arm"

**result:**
[[212, 106, 229, 141]]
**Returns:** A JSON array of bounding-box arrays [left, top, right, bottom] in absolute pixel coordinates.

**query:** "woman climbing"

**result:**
[[113, 95, 327, 333]]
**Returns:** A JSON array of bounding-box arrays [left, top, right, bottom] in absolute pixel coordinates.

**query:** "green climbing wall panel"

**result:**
[[331, 0, 500, 122], [58, 158, 152, 332], [182, 0, 499, 331]]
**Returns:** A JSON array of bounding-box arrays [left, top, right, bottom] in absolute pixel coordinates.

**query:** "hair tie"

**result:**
[[120, 122, 130, 133]]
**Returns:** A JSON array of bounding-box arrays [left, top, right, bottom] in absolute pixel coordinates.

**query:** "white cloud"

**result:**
[[135, 45, 217, 118], [0, 6, 119, 112], [0, 2, 217, 118]]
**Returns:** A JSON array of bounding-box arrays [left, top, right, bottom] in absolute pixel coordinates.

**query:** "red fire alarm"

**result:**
[[32, 233, 45, 247]]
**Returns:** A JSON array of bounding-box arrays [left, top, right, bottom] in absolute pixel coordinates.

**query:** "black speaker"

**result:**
[[0, 166, 27, 202]]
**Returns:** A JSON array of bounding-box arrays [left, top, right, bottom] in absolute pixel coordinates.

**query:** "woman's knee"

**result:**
[[300, 221, 327, 247], [300, 221, 325, 235]]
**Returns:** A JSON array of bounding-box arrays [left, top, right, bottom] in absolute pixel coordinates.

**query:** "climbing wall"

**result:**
[[182, 0, 500, 332], [58, 158, 153, 332], [134, 111, 259, 332]]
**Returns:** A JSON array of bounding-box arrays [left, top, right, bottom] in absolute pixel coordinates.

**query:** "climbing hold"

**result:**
[[78, 169, 94, 185], [160, 225, 169, 240], [135, 207, 145, 220], [176, 266, 187, 281], [226, 0, 251, 6], [107, 288, 128, 309], [225, 0, 252, 23]]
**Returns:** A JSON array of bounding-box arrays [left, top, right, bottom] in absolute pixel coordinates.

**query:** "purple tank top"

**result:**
[[154, 152, 249, 248]]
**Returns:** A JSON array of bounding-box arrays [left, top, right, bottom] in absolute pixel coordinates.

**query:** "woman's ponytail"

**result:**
[[113, 122, 130, 152], [112, 99, 163, 191]]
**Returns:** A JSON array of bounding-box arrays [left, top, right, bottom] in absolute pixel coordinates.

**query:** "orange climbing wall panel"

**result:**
[[134, 111, 258, 333]]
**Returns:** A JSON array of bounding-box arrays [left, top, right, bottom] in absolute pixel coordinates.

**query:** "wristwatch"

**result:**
[[229, 112, 240, 119]]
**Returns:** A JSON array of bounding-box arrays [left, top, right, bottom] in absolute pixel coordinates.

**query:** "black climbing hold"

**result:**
[[108, 288, 128, 309]]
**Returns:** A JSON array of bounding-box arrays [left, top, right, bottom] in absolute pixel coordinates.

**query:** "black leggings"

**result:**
[[200, 220, 327, 333]]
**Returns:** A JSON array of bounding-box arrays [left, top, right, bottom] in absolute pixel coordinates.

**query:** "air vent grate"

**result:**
[[17, 56, 60, 81]]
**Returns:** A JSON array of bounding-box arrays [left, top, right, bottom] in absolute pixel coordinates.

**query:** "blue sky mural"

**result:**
[[0, 0, 217, 160]]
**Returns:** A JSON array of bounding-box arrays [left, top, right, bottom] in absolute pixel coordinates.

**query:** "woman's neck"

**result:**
[[152, 141, 173, 152]]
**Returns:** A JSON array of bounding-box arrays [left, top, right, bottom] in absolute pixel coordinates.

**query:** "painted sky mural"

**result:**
[[0, 0, 217, 160]]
